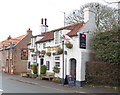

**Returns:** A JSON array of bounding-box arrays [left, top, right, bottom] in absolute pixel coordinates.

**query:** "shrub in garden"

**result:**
[[40, 65, 46, 74]]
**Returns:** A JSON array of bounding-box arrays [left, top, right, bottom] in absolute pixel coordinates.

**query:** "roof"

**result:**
[[36, 22, 85, 43], [0, 34, 27, 50], [36, 31, 54, 43]]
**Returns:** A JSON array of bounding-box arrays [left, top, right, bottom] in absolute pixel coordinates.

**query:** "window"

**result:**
[[43, 43, 46, 49], [55, 56, 60, 60], [55, 56, 60, 67], [54, 31, 62, 44], [55, 62, 60, 67], [31, 39, 33, 47]]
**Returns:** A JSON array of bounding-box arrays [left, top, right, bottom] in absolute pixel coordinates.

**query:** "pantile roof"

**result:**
[[0, 34, 27, 50], [36, 22, 85, 43]]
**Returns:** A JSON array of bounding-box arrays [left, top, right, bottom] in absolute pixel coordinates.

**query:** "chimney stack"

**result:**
[[40, 18, 48, 34], [27, 28, 32, 35], [83, 8, 95, 23], [83, 8, 97, 32]]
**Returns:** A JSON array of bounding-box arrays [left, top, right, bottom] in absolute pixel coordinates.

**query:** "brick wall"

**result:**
[[13, 30, 32, 74]]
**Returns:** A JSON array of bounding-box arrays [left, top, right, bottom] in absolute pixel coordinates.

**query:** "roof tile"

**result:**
[[36, 22, 85, 43]]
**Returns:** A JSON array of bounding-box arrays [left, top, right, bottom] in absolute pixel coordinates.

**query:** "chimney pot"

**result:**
[[45, 18, 47, 25], [27, 28, 32, 34], [41, 18, 43, 24]]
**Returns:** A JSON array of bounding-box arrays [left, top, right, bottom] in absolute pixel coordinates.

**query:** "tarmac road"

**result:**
[[2, 74, 65, 93], [1, 73, 119, 95]]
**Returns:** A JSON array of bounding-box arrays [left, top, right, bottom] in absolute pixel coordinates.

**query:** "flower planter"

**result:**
[[53, 69, 60, 73], [53, 66, 60, 73]]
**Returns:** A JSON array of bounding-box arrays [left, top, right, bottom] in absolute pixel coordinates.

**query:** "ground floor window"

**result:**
[[55, 62, 60, 67]]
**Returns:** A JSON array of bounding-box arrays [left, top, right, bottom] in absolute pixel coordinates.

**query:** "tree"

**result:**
[[91, 25, 120, 64], [65, 2, 118, 32]]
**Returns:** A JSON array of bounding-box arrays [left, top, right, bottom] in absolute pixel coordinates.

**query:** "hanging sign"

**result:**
[[21, 48, 28, 60]]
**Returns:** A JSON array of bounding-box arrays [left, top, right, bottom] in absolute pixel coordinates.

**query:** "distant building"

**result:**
[[28, 8, 97, 87], [0, 29, 32, 74]]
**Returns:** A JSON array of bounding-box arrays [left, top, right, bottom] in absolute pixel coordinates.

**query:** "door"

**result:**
[[40, 58, 44, 65], [70, 58, 76, 80]]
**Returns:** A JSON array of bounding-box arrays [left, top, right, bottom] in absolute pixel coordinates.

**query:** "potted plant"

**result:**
[[41, 50, 46, 55], [65, 41, 73, 49], [53, 66, 60, 73], [46, 51, 51, 56]]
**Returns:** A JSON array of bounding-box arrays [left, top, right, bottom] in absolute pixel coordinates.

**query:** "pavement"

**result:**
[[1, 73, 120, 94]]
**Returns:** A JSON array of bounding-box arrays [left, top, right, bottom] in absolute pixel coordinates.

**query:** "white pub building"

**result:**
[[28, 8, 97, 86]]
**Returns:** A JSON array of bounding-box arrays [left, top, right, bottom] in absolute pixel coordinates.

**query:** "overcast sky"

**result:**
[[0, 0, 118, 41]]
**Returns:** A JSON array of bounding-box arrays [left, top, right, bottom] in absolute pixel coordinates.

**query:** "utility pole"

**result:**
[[60, 11, 66, 27]]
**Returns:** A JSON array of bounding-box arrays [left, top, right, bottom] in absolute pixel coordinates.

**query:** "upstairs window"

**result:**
[[54, 31, 62, 44]]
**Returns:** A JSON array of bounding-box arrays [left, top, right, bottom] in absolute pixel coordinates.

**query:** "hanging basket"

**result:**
[[46, 52, 51, 56], [57, 47, 63, 54], [65, 42, 73, 49], [29, 48, 35, 52], [41, 50, 46, 55]]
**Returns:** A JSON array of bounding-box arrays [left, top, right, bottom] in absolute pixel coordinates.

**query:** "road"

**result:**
[[0, 73, 119, 95], [1, 74, 65, 93]]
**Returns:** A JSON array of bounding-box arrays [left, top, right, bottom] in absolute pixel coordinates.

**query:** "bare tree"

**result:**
[[65, 3, 118, 32]]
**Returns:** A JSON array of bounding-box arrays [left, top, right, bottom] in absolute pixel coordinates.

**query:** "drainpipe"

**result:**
[[62, 40, 65, 85]]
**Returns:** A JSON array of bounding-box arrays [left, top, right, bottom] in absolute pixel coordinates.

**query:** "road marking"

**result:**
[[0, 89, 3, 92]]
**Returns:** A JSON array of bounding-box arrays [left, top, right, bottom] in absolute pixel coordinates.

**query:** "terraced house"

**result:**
[[28, 8, 97, 87], [0, 29, 32, 74]]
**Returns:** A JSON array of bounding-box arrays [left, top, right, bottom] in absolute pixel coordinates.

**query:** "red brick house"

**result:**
[[0, 29, 32, 74]]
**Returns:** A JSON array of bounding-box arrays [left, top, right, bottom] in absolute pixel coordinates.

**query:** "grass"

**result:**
[[84, 83, 120, 91]]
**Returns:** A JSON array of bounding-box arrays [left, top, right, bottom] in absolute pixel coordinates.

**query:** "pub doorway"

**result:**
[[70, 58, 76, 81]]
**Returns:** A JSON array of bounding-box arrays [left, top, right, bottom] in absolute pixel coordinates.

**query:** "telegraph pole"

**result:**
[[60, 11, 66, 27]]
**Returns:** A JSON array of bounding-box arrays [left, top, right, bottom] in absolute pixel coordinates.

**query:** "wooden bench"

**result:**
[[40, 72, 54, 80]]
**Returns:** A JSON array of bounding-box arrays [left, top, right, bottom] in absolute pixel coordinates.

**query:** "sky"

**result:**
[[0, 0, 118, 42]]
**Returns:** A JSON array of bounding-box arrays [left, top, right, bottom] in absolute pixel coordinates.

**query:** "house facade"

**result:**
[[28, 8, 97, 86], [0, 29, 32, 74]]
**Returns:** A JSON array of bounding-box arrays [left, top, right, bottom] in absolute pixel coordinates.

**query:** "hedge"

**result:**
[[86, 61, 120, 86]]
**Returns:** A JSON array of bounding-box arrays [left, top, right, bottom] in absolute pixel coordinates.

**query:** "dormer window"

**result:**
[[54, 31, 62, 44]]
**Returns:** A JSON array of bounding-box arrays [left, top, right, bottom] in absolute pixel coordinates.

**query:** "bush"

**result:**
[[40, 65, 46, 74], [91, 26, 120, 64], [86, 61, 120, 86], [33, 65, 37, 74], [30, 65, 37, 74]]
